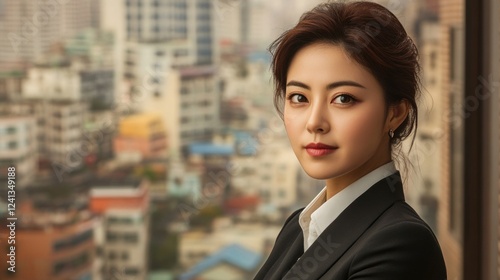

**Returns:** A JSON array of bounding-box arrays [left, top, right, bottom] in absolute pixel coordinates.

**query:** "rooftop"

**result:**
[[179, 244, 261, 280], [120, 113, 163, 125], [189, 143, 234, 156], [90, 178, 142, 189]]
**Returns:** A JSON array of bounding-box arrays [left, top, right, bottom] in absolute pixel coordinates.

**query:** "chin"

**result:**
[[303, 168, 341, 180]]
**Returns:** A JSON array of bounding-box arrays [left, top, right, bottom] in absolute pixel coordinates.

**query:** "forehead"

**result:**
[[287, 43, 380, 89]]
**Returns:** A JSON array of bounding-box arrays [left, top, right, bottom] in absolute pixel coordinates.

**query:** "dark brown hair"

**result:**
[[269, 1, 420, 146]]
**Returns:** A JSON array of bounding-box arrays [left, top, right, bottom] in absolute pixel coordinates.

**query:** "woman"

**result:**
[[254, 1, 447, 279]]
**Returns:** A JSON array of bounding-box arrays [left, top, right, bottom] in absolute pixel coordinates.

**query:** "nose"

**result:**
[[306, 103, 330, 134]]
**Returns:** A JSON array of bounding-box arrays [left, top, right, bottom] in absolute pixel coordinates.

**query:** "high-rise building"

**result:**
[[0, 0, 95, 70], [124, 0, 187, 42], [120, 0, 215, 65], [437, 0, 464, 279], [126, 64, 220, 154], [405, 20, 442, 233], [101, 0, 220, 156], [64, 29, 116, 70]]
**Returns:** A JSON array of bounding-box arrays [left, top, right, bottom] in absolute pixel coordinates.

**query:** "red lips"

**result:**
[[305, 143, 337, 157], [305, 143, 337, 149]]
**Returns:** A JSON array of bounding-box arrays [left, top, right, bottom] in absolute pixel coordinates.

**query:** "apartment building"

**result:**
[[22, 58, 114, 110], [44, 101, 87, 170], [179, 219, 280, 270], [0, 116, 37, 188], [0, 0, 95, 70], [0, 201, 96, 280], [90, 179, 150, 280], [114, 113, 167, 160]]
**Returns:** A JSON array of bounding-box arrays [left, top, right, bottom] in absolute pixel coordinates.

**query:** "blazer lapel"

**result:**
[[266, 232, 304, 280], [283, 172, 405, 280]]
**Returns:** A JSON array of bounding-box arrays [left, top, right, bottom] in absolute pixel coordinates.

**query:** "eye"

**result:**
[[332, 94, 356, 105], [287, 93, 308, 104]]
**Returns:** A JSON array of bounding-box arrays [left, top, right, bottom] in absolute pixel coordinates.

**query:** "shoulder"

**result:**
[[275, 208, 303, 239], [348, 202, 446, 279], [284, 208, 304, 226]]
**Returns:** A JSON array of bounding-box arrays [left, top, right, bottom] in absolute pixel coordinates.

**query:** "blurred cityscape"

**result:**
[[0, 0, 497, 280]]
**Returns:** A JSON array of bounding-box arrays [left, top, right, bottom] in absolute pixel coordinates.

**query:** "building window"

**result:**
[[123, 232, 138, 243], [279, 189, 286, 198], [53, 251, 90, 275], [96, 246, 103, 257], [107, 216, 135, 225], [6, 126, 16, 134], [124, 267, 140, 276], [106, 231, 119, 243], [181, 87, 189, 95], [108, 250, 117, 260], [430, 51, 437, 69], [449, 27, 463, 82], [8, 142, 17, 149], [53, 229, 93, 252]]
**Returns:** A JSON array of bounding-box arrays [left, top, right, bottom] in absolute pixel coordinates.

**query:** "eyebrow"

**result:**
[[286, 80, 366, 90]]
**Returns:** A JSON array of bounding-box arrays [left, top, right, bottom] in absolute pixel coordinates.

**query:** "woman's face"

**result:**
[[284, 43, 392, 185]]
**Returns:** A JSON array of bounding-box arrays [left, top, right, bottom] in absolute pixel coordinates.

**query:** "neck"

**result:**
[[325, 154, 392, 200]]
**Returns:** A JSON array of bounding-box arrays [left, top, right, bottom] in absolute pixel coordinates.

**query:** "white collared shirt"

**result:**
[[298, 162, 398, 250]]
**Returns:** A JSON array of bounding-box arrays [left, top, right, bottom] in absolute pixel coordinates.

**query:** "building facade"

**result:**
[[0, 202, 96, 280], [0, 0, 95, 70], [22, 59, 114, 109], [114, 113, 168, 160], [437, 0, 464, 279], [90, 179, 150, 280], [0, 116, 37, 188], [44, 101, 87, 170]]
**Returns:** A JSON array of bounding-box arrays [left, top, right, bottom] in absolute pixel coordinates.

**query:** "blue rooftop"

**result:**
[[234, 131, 259, 156], [178, 244, 262, 280], [247, 51, 271, 63], [189, 143, 234, 156]]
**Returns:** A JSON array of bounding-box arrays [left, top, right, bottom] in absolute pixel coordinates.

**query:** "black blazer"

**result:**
[[254, 172, 447, 280]]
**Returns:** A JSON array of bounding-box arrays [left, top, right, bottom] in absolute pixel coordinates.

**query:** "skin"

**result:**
[[284, 43, 409, 200]]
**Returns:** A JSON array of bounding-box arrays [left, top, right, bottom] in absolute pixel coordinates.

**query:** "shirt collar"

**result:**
[[299, 161, 397, 250]]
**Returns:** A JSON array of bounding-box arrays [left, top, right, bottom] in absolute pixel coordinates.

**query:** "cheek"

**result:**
[[284, 108, 305, 134], [284, 116, 299, 139], [337, 106, 385, 141]]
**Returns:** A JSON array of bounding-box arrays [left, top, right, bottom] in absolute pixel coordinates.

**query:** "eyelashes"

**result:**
[[286, 93, 358, 105], [287, 93, 308, 103]]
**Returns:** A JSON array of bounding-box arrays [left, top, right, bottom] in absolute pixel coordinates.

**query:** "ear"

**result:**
[[386, 99, 410, 132]]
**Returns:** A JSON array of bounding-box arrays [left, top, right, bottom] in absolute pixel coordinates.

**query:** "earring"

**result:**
[[389, 129, 395, 139]]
